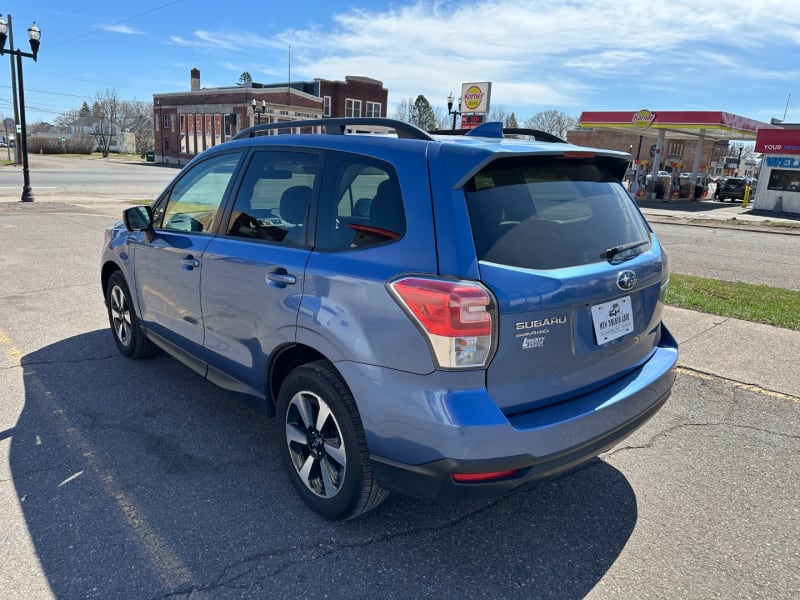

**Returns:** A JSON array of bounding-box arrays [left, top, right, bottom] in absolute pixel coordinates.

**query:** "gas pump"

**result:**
[[633, 160, 649, 198]]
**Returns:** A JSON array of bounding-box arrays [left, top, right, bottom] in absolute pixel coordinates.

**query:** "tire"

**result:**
[[105, 271, 156, 358], [277, 360, 388, 520]]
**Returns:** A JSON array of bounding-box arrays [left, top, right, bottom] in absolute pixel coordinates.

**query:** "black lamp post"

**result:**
[[252, 98, 267, 125], [446, 92, 461, 130], [0, 16, 40, 202]]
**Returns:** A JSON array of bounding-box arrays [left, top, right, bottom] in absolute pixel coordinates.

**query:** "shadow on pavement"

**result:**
[[13, 330, 638, 598]]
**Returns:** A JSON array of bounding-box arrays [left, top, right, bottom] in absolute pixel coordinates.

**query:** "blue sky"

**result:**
[[4, 0, 799, 126]]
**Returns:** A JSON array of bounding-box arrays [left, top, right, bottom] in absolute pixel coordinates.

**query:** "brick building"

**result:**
[[152, 69, 388, 165]]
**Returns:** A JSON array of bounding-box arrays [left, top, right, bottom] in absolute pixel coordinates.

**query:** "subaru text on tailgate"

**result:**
[[101, 118, 677, 520]]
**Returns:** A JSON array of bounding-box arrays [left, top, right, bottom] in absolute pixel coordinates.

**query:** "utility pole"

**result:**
[[7, 14, 20, 164]]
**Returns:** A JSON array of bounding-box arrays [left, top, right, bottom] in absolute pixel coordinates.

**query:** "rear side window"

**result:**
[[315, 153, 405, 251], [465, 155, 650, 269]]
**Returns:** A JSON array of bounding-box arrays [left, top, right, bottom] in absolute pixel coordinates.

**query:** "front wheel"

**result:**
[[106, 271, 156, 358], [277, 360, 388, 520]]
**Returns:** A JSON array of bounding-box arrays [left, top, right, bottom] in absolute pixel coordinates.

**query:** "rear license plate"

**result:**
[[591, 296, 633, 345]]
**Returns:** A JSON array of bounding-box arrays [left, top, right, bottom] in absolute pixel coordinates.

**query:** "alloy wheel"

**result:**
[[109, 284, 132, 349], [284, 390, 347, 498]]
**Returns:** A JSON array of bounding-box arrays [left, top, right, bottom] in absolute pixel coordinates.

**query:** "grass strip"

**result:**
[[666, 273, 800, 331]]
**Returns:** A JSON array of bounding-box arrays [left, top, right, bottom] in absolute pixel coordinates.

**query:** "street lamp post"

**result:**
[[0, 16, 40, 202], [446, 92, 462, 130], [252, 99, 267, 125]]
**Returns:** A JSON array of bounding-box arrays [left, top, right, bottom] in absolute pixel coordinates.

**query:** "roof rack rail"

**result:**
[[232, 117, 434, 141], [431, 123, 566, 143]]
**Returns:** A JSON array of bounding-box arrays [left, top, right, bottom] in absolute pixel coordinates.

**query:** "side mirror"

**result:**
[[123, 205, 155, 243]]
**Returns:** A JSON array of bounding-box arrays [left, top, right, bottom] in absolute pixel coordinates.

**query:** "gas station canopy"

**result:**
[[578, 110, 779, 141]]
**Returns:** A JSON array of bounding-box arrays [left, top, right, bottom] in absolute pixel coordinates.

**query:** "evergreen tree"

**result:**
[[409, 95, 436, 131]]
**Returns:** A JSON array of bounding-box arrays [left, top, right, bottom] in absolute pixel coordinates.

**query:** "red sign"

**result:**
[[460, 114, 484, 130], [755, 128, 800, 154]]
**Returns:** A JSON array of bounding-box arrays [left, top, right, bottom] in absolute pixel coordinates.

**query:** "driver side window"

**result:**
[[224, 151, 319, 246], [153, 152, 243, 233]]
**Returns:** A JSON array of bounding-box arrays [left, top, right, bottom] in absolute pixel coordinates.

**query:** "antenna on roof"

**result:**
[[783, 92, 791, 122]]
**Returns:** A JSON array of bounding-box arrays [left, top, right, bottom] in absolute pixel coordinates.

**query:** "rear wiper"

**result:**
[[601, 238, 650, 261]]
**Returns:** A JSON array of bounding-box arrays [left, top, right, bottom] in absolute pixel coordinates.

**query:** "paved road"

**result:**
[[0, 155, 177, 204], [651, 222, 800, 290]]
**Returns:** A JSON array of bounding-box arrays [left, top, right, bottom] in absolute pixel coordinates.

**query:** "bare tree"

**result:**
[[54, 102, 92, 128], [728, 141, 756, 161], [487, 105, 509, 124], [393, 97, 413, 122], [433, 106, 451, 130], [54, 108, 82, 128], [119, 100, 154, 156], [92, 89, 120, 157], [525, 109, 579, 139]]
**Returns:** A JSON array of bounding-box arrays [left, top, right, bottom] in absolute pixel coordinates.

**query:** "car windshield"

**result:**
[[465, 155, 651, 269]]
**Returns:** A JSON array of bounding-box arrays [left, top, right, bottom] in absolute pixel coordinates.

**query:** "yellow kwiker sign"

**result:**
[[460, 82, 492, 114]]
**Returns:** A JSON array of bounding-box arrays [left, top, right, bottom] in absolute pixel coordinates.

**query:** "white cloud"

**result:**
[[170, 0, 800, 119], [103, 25, 143, 35]]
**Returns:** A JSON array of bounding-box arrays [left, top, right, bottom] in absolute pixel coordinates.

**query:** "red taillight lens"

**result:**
[[389, 277, 496, 369], [390, 278, 491, 337], [452, 470, 518, 483]]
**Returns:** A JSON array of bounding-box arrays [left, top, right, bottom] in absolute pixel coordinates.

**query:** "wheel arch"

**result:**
[[101, 260, 121, 301], [267, 343, 328, 413]]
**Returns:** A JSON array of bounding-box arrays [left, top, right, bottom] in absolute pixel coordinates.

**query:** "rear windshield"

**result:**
[[465, 155, 651, 269]]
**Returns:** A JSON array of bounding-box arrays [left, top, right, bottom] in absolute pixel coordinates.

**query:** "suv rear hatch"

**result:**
[[464, 153, 668, 414]]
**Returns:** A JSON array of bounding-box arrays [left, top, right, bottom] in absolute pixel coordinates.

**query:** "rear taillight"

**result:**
[[389, 277, 496, 369]]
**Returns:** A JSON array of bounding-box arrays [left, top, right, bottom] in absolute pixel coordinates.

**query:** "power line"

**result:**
[[0, 84, 91, 99], [46, 0, 187, 50]]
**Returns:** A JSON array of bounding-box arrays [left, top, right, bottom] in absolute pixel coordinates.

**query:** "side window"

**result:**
[[224, 151, 319, 246], [315, 154, 405, 251], [155, 152, 243, 233]]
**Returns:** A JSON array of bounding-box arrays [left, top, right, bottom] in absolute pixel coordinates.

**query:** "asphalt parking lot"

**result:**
[[0, 159, 798, 599]]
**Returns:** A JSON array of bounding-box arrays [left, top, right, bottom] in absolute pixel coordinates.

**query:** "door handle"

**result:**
[[266, 269, 297, 286], [181, 256, 200, 270]]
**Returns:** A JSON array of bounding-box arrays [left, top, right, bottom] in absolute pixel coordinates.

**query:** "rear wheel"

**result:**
[[106, 271, 156, 358], [277, 360, 388, 520]]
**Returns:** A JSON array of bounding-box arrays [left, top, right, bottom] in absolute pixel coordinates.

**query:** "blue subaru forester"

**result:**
[[102, 119, 677, 520]]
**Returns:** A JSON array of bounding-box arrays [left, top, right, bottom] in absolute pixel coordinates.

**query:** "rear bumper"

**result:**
[[371, 378, 670, 501], [337, 323, 678, 502]]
